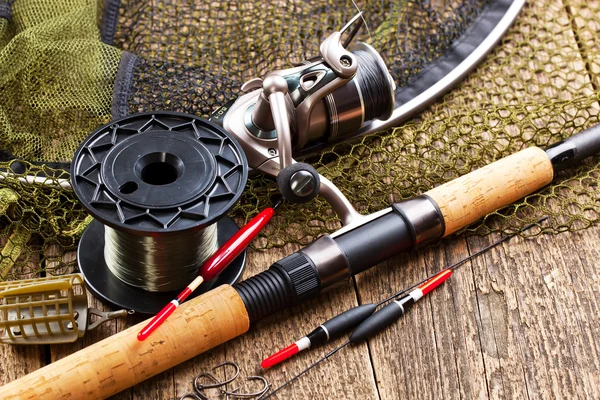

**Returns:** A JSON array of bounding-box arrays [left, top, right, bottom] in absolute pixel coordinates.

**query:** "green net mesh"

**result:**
[[0, 0, 599, 280]]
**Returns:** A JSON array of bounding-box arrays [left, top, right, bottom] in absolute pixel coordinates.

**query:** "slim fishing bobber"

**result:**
[[70, 112, 248, 314], [138, 199, 282, 341], [261, 304, 376, 369], [261, 270, 451, 369], [262, 269, 453, 399], [349, 269, 451, 343]]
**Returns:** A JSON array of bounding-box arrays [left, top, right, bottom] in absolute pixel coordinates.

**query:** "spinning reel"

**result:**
[[211, 13, 395, 226]]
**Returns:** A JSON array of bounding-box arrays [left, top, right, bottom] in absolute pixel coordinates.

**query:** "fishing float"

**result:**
[[137, 199, 282, 341], [260, 219, 543, 369]]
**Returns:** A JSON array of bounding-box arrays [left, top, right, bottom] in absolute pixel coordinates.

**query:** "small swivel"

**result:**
[[277, 163, 320, 204]]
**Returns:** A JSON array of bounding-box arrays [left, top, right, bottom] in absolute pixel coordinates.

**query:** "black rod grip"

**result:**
[[233, 252, 321, 322], [335, 211, 414, 275], [234, 197, 443, 323]]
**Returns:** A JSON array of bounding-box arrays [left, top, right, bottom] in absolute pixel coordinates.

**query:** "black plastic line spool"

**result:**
[[71, 112, 248, 315]]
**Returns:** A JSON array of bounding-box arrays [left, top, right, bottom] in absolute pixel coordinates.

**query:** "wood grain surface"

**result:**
[[1, 226, 599, 399], [2, 0, 600, 399]]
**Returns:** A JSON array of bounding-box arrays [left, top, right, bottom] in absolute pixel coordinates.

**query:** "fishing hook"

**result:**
[[194, 361, 240, 390], [221, 376, 270, 399], [179, 372, 219, 400], [185, 361, 241, 399]]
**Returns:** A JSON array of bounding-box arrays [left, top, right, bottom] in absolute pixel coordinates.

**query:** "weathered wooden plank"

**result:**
[[356, 238, 495, 399], [468, 225, 600, 399]]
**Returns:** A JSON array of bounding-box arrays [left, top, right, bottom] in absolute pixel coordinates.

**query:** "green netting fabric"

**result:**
[[0, 0, 599, 279], [0, 0, 120, 279], [125, 57, 241, 118], [0, 0, 120, 163], [113, 0, 486, 87], [113, 0, 600, 246]]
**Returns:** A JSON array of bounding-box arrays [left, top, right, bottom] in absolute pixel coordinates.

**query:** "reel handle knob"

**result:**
[[262, 74, 288, 97], [277, 163, 320, 204]]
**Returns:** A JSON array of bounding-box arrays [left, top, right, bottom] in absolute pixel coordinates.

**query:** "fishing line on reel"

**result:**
[[70, 112, 249, 314], [104, 225, 219, 292], [352, 47, 395, 123]]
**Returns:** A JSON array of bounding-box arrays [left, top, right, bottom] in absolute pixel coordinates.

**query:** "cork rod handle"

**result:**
[[425, 147, 554, 237], [0, 284, 250, 400]]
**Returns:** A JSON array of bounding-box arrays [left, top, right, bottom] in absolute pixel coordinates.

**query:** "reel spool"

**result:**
[[245, 43, 395, 151], [0, 274, 128, 345], [218, 43, 395, 169], [71, 112, 248, 314], [292, 42, 395, 149]]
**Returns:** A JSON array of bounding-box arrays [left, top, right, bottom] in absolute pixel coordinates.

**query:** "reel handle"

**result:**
[[260, 74, 363, 223], [262, 75, 293, 170]]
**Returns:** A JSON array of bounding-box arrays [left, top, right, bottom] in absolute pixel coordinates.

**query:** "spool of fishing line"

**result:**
[[352, 44, 395, 123], [71, 112, 248, 314]]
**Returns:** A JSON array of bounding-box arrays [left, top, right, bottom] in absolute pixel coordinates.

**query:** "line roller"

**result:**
[[70, 112, 249, 314]]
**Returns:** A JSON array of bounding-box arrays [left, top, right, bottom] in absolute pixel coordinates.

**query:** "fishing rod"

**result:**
[[2, 119, 597, 399], [260, 218, 543, 369]]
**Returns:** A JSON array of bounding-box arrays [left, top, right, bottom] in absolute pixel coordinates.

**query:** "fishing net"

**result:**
[[0, 0, 599, 280]]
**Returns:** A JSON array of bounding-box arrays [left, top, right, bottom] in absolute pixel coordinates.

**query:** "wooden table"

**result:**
[[1, 223, 599, 399]]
